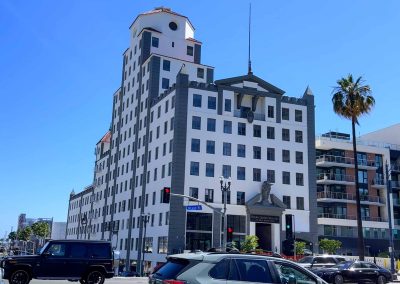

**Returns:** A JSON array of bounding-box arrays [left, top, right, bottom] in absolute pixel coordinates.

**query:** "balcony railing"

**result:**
[[316, 173, 355, 183], [317, 191, 383, 204], [316, 155, 377, 168], [372, 178, 385, 186], [318, 213, 386, 222], [233, 110, 265, 121]]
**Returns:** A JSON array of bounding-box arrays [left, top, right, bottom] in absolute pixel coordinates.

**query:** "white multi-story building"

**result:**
[[66, 7, 317, 272]]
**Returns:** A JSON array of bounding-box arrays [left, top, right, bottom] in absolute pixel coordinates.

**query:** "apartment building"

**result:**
[[66, 7, 317, 270]]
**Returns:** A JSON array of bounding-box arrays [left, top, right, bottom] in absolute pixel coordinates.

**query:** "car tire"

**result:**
[[85, 270, 105, 284], [377, 275, 386, 284], [10, 269, 30, 284], [334, 274, 344, 284], [79, 280, 87, 284]]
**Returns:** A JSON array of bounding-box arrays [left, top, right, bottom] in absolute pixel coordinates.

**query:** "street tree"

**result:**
[[31, 221, 50, 245], [319, 238, 342, 254], [332, 74, 375, 260], [295, 241, 306, 255], [8, 231, 17, 241], [17, 227, 32, 241], [240, 235, 259, 252]]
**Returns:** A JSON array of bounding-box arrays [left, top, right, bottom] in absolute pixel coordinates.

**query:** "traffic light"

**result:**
[[227, 227, 233, 242], [162, 187, 171, 203], [282, 239, 295, 256], [285, 214, 293, 240]]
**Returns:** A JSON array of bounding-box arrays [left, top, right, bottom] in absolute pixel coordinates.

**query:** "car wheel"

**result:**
[[377, 275, 386, 284], [79, 280, 87, 284], [85, 270, 105, 284], [334, 274, 344, 284], [10, 269, 30, 284]]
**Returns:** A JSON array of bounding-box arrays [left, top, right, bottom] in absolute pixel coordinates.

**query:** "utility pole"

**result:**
[[385, 161, 395, 274], [219, 176, 232, 251]]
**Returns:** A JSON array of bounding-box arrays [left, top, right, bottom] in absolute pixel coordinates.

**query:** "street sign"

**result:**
[[186, 205, 202, 211]]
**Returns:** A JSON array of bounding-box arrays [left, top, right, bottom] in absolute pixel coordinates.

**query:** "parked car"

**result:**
[[297, 255, 347, 269], [311, 260, 392, 284], [118, 270, 139, 277], [149, 252, 327, 284], [0, 240, 114, 284]]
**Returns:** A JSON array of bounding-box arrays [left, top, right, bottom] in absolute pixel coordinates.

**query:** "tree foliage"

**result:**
[[17, 227, 32, 241], [240, 235, 259, 252], [31, 222, 50, 239], [8, 231, 17, 241], [319, 238, 342, 254], [295, 241, 306, 255]]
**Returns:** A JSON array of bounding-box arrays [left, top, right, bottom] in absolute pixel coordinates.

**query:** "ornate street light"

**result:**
[[219, 176, 231, 251]]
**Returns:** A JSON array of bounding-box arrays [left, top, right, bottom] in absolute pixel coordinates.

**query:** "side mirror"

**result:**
[[288, 275, 297, 284]]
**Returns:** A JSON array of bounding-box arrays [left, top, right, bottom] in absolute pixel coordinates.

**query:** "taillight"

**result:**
[[162, 280, 186, 284]]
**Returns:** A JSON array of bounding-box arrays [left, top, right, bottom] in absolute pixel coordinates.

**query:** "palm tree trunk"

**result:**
[[352, 118, 365, 260]]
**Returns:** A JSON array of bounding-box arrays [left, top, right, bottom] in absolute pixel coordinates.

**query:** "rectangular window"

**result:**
[[193, 94, 202, 107], [223, 142, 231, 156], [187, 46, 194, 56], [191, 138, 200, 152], [237, 192, 245, 205], [267, 105, 274, 118], [162, 78, 169, 89], [296, 151, 303, 164], [206, 140, 215, 154], [222, 165, 231, 178], [158, 236, 168, 254], [282, 107, 289, 120], [163, 60, 170, 71], [253, 146, 261, 159], [282, 128, 290, 141], [205, 188, 214, 203], [197, 68, 204, 78], [253, 168, 261, 182], [206, 163, 215, 177], [296, 197, 304, 210], [238, 122, 246, 135], [152, 37, 159, 47], [237, 144, 246, 158], [237, 167, 246, 180], [208, 96, 216, 110], [253, 124, 261, 138], [192, 116, 201, 130], [164, 121, 168, 134], [283, 196, 291, 209], [267, 148, 275, 161], [224, 99, 231, 112], [190, 162, 199, 176], [282, 149, 290, 163], [296, 173, 304, 186], [295, 130, 303, 143], [207, 118, 216, 132], [223, 120, 232, 134], [267, 126, 275, 139], [295, 109, 303, 122], [267, 170, 275, 183], [189, 187, 199, 199], [283, 171, 291, 185]]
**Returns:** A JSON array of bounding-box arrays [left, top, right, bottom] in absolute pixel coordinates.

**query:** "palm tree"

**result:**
[[332, 74, 375, 260]]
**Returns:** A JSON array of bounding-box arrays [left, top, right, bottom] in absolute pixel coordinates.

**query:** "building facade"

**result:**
[[315, 132, 395, 255], [66, 7, 317, 270]]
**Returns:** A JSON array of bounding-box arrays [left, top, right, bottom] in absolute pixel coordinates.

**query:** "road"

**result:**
[[0, 277, 149, 284]]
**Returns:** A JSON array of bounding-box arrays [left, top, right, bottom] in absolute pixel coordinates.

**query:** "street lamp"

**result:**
[[81, 215, 87, 240], [139, 213, 150, 277], [219, 176, 231, 251], [385, 161, 395, 274]]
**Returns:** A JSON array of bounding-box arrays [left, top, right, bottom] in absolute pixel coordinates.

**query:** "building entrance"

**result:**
[[256, 223, 272, 251]]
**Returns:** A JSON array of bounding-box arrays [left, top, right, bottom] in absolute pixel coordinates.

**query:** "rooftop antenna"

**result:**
[[248, 3, 253, 75]]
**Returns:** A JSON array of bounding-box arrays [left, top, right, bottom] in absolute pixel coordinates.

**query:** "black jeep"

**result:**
[[0, 240, 114, 284]]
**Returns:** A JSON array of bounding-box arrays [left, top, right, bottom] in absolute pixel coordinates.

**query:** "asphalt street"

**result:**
[[0, 277, 149, 284]]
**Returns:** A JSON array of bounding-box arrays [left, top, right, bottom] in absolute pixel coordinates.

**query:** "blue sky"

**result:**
[[1, 0, 399, 237]]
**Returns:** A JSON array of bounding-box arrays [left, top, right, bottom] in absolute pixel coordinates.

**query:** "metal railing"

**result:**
[[372, 178, 385, 186], [316, 173, 355, 182], [317, 191, 383, 203], [318, 213, 386, 222], [316, 154, 377, 167]]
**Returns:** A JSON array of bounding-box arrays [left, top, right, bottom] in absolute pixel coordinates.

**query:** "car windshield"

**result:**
[[298, 257, 313, 263], [331, 261, 353, 269], [39, 242, 50, 254]]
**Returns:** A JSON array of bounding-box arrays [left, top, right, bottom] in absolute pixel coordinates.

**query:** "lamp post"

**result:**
[[81, 215, 87, 240], [385, 161, 395, 274], [219, 176, 231, 251], [139, 213, 150, 277]]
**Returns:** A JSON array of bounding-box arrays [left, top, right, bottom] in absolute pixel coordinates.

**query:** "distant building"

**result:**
[[50, 222, 67, 240], [17, 214, 53, 232]]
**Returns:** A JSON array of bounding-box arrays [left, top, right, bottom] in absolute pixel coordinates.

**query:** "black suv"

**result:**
[[0, 240, 114, 284]]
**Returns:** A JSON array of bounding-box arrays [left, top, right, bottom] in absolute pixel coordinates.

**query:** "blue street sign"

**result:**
[[186, 205, 202, 211]]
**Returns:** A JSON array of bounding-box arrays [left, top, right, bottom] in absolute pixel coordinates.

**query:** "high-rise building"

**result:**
[[66, 7, 317, 271], [316, 131, 392, 255]]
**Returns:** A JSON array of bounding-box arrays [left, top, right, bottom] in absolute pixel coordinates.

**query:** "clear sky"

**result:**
[[1, 0, 399, 237]]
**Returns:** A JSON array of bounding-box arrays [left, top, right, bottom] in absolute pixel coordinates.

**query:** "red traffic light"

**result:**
[[165, 187, 170, 193], [228, 227, 233, 233]]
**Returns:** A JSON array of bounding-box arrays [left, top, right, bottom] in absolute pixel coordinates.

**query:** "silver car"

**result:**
[[149, 252, 327, 284]]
